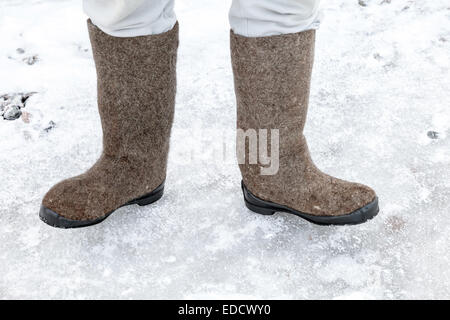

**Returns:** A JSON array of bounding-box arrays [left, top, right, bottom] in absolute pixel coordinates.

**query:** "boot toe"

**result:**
[[305, 179, 378, 217], [41, 178, 91, 223], [348, 183, 377, 212]]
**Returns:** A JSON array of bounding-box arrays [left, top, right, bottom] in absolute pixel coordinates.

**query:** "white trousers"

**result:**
[[83, 0, 321, 37]]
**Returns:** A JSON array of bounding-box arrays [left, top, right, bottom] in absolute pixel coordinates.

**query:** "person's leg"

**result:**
[[83, 0, 176, 37], [230, 0, 379, 224], [229, 0, 321, 37], [40, 1, 179, 228]]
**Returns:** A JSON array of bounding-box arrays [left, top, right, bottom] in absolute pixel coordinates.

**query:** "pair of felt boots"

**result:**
[[39, 21, 379, 228]]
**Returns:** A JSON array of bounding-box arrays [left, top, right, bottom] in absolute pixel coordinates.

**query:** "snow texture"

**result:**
[[0, 0, 449, 299]]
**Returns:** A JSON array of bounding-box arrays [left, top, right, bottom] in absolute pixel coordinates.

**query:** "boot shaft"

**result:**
[[231, 29, 315, 159], [87, 20, 179, 161]]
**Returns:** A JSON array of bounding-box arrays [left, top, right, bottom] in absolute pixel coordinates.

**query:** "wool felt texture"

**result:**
[[231, 29, 376, 216], [42, 20, 178, 221]]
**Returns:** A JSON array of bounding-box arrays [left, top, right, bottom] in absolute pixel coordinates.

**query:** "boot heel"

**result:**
[[241, 181, 277, 216], [135, 189, 164, 206], [128, 182, 165, 207], [244, 200, 276, 215]]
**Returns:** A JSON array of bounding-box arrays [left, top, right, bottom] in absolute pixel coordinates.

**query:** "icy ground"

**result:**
[[1, 0, 450, 299]]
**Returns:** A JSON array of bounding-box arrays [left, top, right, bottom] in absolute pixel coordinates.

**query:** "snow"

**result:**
[[1, 0, 450, 299]]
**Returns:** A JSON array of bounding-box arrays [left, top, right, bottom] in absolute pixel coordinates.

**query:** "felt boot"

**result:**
[[40, 20, 179, 228], [230, 29, 379, 225]]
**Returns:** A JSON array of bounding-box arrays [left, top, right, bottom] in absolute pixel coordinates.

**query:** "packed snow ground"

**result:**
[[0, 0, 449, 299]]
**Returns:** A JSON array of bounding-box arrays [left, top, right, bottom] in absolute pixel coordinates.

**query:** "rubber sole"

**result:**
[[39, 182, 165, 229], [242, 181, 379, 225]]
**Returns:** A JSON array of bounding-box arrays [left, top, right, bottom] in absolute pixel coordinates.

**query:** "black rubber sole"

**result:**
[[39, 182, 165, 229], [242, 181, 379, 225]]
